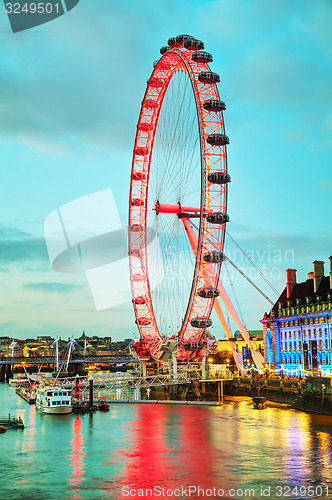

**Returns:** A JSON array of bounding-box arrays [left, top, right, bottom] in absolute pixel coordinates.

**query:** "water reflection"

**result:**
[[97, 402, 332, 498], [315, 431, 331, 481], [102, 404, 235, 498], [178, 406, 236, 492], [68, 416, 85, 498], [1, 384, 332, 500], [21, 405, 36, 454], [279, 411, 312, 484], [120, 405, 176, 491]]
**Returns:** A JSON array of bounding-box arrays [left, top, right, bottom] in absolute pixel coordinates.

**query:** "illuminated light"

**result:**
[[129, 42, 229, 362]]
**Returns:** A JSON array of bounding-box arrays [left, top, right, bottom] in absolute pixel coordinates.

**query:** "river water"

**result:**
[[1, 383, 332, 500]]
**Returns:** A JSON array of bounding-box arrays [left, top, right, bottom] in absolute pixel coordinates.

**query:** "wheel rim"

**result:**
[[129, 36, 229, 360]]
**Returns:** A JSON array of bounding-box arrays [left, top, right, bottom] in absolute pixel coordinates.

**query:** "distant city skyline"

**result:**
[[0, 0, 331, 340]]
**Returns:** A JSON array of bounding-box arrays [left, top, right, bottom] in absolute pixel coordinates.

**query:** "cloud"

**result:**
[[227, 226, 332, 254], [0, 226, 31, 240], [229, 46, 332, 111], [297, 0, 332, 59], [224, 227, 332, 292], [0, 0, 331, 338], [0, 1, 169, 151], [201, 1, 332, 116], [22, 282, 78, 293], [0, 225, 48, 265], [0, 0, 331, 157], [20, 136, 68, 157]]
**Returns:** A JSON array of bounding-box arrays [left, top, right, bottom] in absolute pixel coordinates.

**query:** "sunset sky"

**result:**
[[0, 0, 331, 340]]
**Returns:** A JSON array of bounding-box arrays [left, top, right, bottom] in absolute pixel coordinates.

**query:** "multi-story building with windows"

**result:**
[[261, 257, 332, 376]]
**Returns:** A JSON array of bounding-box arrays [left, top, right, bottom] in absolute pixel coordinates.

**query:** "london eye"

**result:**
[[129, 34, 230, 363]]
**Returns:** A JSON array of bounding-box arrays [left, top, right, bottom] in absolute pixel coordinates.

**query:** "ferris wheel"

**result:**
[[128, 34, 230, 361]]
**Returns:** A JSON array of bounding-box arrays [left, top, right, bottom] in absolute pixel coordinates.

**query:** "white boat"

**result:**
[[35, 386, 72, 414]]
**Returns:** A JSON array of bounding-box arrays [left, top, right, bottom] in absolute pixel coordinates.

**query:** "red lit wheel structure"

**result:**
[[129, 35, 230, 361]]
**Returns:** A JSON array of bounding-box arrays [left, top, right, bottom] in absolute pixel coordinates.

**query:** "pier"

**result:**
[[0, 415, 24, 429], [58, 365, 231, 404]]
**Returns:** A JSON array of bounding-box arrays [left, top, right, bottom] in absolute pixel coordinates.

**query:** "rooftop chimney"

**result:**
[[308, 272, 314, 280], [329, 256, 332, 290], [313, 260, 324, 293], [286, 269, 297, 298]]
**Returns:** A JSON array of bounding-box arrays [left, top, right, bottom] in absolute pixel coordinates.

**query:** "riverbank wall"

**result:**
[[224, 376, 332, 415]]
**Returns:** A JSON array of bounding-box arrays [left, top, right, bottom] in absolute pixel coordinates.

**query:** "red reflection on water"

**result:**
[[69, 416, 85, 498], [120, 404, 176, 497], [104, 405, 234, 499], [178, 406, 234, 491]]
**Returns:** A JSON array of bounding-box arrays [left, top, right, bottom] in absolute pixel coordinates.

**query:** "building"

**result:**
[[261, 258, 332, 376], [215, 330, 264, 370]]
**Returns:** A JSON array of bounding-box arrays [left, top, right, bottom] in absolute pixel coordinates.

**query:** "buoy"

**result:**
[[0, 425, 7, 433]]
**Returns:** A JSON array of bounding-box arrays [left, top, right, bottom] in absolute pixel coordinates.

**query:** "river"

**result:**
[[0, 383, 332, 500]]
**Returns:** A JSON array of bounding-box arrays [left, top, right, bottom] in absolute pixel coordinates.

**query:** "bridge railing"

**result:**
[[0, 355, 134, 365], [58, 367, 231, 392]]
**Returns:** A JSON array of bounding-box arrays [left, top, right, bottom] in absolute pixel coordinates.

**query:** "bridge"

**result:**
[[0, 355, 134, 365], [55, 368, 231, 404], [57, 365, 232, 396], [91, 371, 231, 390]]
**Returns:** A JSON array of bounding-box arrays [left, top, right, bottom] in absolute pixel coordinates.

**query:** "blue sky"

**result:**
[[0, 0, 331, 340]]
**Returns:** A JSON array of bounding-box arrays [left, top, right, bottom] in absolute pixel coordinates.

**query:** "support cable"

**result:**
[[224, 255, 274, 306], [190, 221, 275, 305], [226, 231, 280, 296], [224, 261, 246, 327]]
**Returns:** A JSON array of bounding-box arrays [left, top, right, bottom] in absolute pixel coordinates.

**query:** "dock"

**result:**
[[15, 387, 36, 405], [0, 415, 24, 429], [105, 399, 222, 406]]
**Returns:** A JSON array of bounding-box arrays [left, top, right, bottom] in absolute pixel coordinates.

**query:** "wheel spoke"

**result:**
[[128, 37, 229, 360]]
